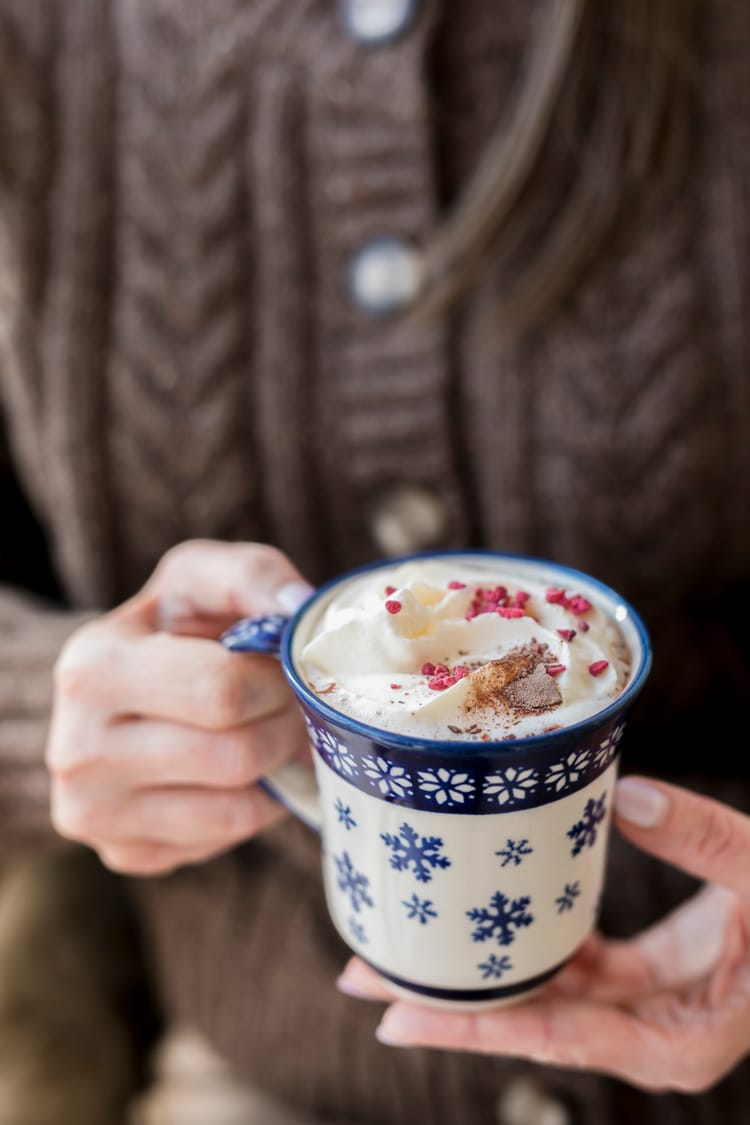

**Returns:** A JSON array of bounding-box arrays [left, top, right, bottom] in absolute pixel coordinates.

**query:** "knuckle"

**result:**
[[54, 625, 117, 701], [692, 805, 739, 871], [50, 784, 98, 842], [153, 539, 214, 583], [201, 666, 251, 730], [673, 1059, 717, 1094], [214, 793, 255, 838], [101, 846, 179, 877], [216, 734, 259, 788], [240, 542, 289, 582]]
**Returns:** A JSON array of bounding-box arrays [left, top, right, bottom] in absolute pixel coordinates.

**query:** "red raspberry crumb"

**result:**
[[498, 606, 525, 619], [569, 595, 593, 615], [447, 580, 466, 589], [589, 660, 609, 676], [557, 629, 577, 641], [421, 662, 436, 676], [578, 619, 590, 633], [513, 590, 531, 606], [428, 676, 448, 691], [546, 664, 567, 677], [385, 585, 397, 596], [434, 664, 450, 675], [390, 683, 401, 690], [453, 665, 469, 678], [545, 587, 566, 604], [385, 600, 402, 614]]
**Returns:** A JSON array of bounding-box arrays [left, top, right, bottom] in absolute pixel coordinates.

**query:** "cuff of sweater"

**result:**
[[0, 588, 96, 853]]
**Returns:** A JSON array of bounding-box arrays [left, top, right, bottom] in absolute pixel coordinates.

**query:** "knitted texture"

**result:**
[[0, 1, 748, 1121]]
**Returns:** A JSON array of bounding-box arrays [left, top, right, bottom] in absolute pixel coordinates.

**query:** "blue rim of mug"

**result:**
[[282, 548, 652, 757]]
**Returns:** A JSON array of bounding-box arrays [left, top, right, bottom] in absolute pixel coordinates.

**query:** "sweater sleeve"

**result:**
[[0, 586, 94, 853]]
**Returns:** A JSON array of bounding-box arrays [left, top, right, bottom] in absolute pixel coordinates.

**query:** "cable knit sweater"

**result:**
[[0, 2, 749, 1122]]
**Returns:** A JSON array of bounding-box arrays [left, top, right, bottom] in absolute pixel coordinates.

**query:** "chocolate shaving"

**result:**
[[462, 645, 561, 723]]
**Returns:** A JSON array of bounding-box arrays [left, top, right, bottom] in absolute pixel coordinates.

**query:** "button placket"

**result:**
[[308, 0, 468, 568]]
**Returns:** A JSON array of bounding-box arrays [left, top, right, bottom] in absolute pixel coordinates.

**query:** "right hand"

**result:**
[[46, 540, 314, 875]]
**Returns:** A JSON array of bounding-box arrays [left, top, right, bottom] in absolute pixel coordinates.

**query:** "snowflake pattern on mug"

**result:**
[[592, 723, 625, 770], [362, 755, 414, 800], [482, 766, 539, 807], [317, 728, 359, 778], [544, 750, 591, 793], [417, 768, 475, 806]]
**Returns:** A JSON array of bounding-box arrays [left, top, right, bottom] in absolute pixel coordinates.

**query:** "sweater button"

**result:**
[[340, 0, 418, 45], [369, 484, 447, 556], [348, 236, 423, 317]]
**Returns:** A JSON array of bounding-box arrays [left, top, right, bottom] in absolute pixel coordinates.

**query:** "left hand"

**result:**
[[336, 777, 750, 1093]]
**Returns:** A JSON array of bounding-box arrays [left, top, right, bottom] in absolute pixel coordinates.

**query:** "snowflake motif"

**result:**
[[402, 894, 438, 925], [380, 822, 452, 883], [317, 729, 359, 777], [417, 768, 475, 807], [467, 891, 534, 946], [567, 792, 608, 857], [592, 723, 626, 770], [363, 755, 413, 800], [482, 766, 538, 807], [544, 750, 592, 793], [495, 838, 534, 868], [335, 797, 356, 831], [348, 916, 367, 945], [555, 881, 581, 913], [478, 954, 513, 980], [334, 851, 374, 913]]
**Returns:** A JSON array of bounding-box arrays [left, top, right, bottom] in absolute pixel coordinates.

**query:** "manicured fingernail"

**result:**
[[275, 582, 315, 613], [335, 971, 377, 1000], [614, 778, 670, 828], [375, 1007, 424, 1047]]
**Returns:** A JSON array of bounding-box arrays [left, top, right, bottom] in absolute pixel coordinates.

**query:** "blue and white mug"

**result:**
[[221, 550, 652, 1009]]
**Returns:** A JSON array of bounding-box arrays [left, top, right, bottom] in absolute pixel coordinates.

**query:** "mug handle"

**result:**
[[219, 615, 322, 833]]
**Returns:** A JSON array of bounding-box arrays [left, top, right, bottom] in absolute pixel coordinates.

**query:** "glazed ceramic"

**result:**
[[220, 550, 652, 1009]]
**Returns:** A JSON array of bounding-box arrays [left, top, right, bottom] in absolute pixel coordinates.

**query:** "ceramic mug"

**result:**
[[220, 550, 652, 1010]]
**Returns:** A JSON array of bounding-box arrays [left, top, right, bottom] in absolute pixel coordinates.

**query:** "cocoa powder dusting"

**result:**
[[462, 646, 561, 724]]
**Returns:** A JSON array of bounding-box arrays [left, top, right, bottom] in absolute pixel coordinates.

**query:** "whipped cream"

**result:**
[[294, 556, 632, 741]]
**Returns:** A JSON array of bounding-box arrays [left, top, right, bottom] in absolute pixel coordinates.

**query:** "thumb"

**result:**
[[614, 776, 750, 899], [124, 540, 314, 634]]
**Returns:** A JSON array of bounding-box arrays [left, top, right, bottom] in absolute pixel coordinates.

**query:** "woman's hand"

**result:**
[[46, 539, 314, 876], [337, 777, 750, 1093]]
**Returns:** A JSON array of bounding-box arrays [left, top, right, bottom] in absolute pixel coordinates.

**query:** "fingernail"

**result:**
[[336, 973, 377, 1001], [614, 778, 670, 828], [375, 1007, 424, 1047], [276, 582, 315, 613]]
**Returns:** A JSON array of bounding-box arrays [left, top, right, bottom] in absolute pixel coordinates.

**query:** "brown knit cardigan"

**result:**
[[0, 2, 749, 1122]]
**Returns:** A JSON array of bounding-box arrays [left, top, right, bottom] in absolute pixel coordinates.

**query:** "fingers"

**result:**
[[551, 886, 739, 1001], [338, 957, 750, 1093], [136, 539, 314, 628], [374, 997, 685, 1090], [57, 704, 307, 789], [337, 958, 395, 1002], [50, 627, 291, 754], [53, 779, 286, 854], [614, 777, 750, 898], [97, 799, 288, 876]]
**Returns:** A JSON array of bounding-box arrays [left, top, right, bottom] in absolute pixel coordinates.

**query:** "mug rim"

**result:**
[[282, 548, 652, 757]]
